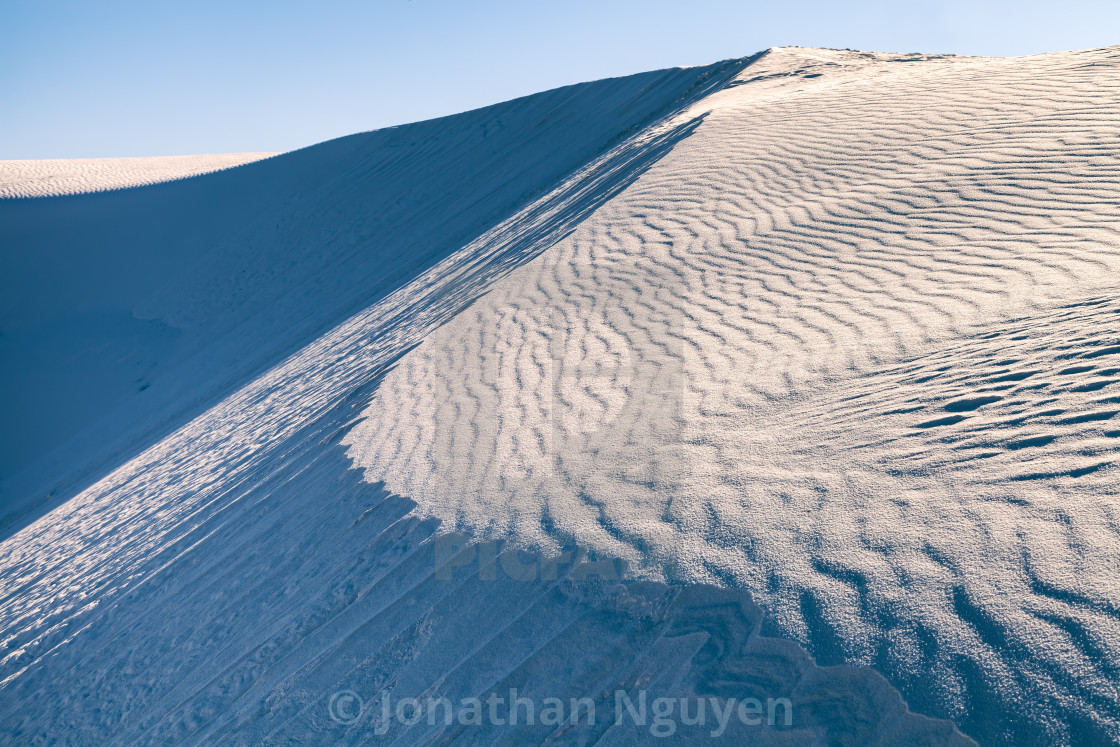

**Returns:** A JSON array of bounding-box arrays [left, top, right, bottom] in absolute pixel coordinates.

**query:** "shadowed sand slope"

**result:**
[[0, 57, 744, 533]]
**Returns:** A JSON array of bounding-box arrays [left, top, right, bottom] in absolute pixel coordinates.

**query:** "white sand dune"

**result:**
[[0, 153, 276, 199], [1, 45, 1118, 744]]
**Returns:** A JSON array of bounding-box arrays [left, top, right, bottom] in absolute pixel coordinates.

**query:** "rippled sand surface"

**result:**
[[345, 47, 1120, 742]]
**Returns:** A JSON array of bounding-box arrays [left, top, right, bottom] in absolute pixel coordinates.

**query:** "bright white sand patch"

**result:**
[[343, 46, 1120, 738], [0, 153, 276, 198]]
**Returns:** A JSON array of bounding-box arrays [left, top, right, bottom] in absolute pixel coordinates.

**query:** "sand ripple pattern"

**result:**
[[345, 47, 1120, 743], [0, 153, 275, 198]]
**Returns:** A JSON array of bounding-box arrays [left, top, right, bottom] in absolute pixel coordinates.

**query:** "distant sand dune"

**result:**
[[0, 153, 276, 198]]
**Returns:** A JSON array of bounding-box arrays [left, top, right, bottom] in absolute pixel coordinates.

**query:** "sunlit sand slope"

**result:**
[[344, 47, 1120, 743]]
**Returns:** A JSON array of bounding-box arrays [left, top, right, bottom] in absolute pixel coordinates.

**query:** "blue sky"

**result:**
[[3, 0, 1118, 159]]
